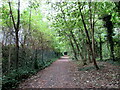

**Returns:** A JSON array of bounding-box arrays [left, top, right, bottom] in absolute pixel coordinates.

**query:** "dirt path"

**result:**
[[19, 55, 77, 88], [19, 56, 120, 88]]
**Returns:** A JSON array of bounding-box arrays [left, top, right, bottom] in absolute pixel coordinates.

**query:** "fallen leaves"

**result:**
[[19, 57, 120, 89], [71, 61, 120, 88]]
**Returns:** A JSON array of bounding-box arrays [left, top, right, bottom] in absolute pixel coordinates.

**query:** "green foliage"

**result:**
[[1, 0, 120, 89], [2, 67, 36, 89], [45, 58, 58, 67], [99, 58, 120, 66], [106, 59, 120, 66], [34, 59, 39, 70], [114, 45, 120, 58], [2, 57, 59, 89], [48, 1, 120, 62]]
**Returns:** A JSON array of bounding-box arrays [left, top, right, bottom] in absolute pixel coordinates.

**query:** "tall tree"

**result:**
[[8, 0, 20, 70], [102, 15, 115, 61], [77, 2, 99, 70]]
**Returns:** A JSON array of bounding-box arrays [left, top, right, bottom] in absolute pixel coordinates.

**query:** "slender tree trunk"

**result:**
[[86, 43, 92, 63], [88, 52, 92, 63], [34, 49, 39, 69], [8, 36, 12, 72], [60, 6, 84, 61], [78, 2, 99, 70], [28, 4, 32, 37], [69, 30, 84, 60], [69, 37, 78, 60], [15, 31, 19, 69], [29, 7, 31, 32], [109, 36, 115, 61], [41, 48, 45, 65], [2, 27, 5, 58], [8, 0, 20, 70], [99, 34, 103, 60], [16, 0, 20, 69], [40, 35, 45, 65], [78, 29, 88, 63], [83, 44, 87, 65], [89, 1, 96, 58]]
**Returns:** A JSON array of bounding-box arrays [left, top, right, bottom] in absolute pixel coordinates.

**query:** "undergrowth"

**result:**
[[2, 58, 58, 90], [78, 65, 105, 71]]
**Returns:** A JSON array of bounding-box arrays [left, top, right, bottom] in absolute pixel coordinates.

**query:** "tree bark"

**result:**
[[89, 1, 95, 58], [60, 5, 84, 61], [102, 15, 115, 61], [99, 34, 102, 60], [8, 37, 11, 72], [69, 30, 84, 60], [78, 2, 99, 70], [8, 0, 20, 70], [69, 37, 78, 60]]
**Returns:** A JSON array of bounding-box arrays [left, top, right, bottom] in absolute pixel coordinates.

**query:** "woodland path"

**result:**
[[19, 55, 120, 88], [19, 55, 77, 88]]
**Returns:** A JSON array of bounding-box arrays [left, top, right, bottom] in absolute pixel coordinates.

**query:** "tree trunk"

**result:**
[[78, 2, 99, 70], [69, 30, 84, 61], [60, 6, 84, 61], [83, 45, 87, 65], [29, 7, 31, 32], [41, 48, 45, 65], [8, 37, 12, 72], [109, 35, 115, 61], [86, 43, 92, 63], [89, 1, 96, 58], [102, 15, 115, 61], [40, 35, 45, 65], [15, 31, 19, 69], [99, 35, 103, 60], [8, 0, 20, 70], [34, 49, 39, 69], [69, 37, 78, 60]]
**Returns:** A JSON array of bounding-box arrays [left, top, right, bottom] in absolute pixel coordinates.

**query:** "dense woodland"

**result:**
[[1, 0, 120, 89]]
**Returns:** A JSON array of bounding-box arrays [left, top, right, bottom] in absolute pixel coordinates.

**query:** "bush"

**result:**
[[2, 57, 59, 89], [2, 68, 37, 89]]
